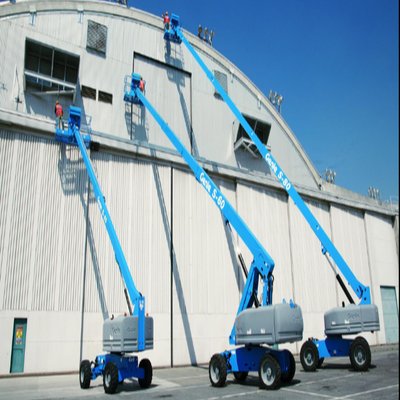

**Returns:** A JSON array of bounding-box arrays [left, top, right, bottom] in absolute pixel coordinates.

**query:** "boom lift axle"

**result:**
[[125, 74, 303, 390], [55, 108, 153, 394], [165, 14, 380, 372]]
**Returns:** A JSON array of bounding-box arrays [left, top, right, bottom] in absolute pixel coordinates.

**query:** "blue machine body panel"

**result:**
[[224, 346, 293, 375], [91, 353, 145, 382]]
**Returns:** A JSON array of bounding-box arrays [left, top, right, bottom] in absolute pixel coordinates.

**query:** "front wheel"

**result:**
[[209, 354, 227, 387], [79, 360, 91, 389], [350, 336, 371, 372], [258, 353, 281, 390], [138, 358, 153, 388], [300, 340, 319, 372], [103, 362, 119, 394]]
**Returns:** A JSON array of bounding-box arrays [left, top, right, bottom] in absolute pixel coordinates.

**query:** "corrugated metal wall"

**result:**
[[0, 128, 398, 373], [172, 168, 241, 365], [289, 197, 338, 341], [0, 130, 87, 312], [365, 212, 399, 344], [0, 130, 87, 373], [81, 151, 172, 366]]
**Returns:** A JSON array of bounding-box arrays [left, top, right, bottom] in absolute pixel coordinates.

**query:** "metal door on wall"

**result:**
[[380, 287, 399, 344], [10, 318, 27, 373]]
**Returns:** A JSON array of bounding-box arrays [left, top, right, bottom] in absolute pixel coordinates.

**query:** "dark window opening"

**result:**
[[81, 85, 96, 100], [234, 116, 271, 158], [24, 39, 79, 93], [98, 91, 113, 104], [214, 70, 228, 99], [87, 20, 107, 56]]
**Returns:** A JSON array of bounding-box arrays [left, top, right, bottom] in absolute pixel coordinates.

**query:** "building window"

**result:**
[[214, 70, 228, 99], [24, 39, 79, 94], [87, 20, 107, 56], [81, 85, 96, 100], [98, 91, 113, 104], [234, 116, 271, 158]]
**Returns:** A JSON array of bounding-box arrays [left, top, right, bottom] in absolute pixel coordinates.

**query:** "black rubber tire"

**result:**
[[138, 358, 153, 388], [281, 350, 296, 384], [300, 340, 319, 372], [350, 336, 371, 372], [103, 362, 119, 394], [317, 357, 325, 368], [258, 353, 281, 390], [209, 354, 227, 387], [233, 371, 248, 382], [79, 360, 91, 389]]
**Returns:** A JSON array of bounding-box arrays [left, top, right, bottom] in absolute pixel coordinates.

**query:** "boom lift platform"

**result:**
[[55, 107, 153, 394], [165, 15, 380, 372], [125, 73, 303, 390]]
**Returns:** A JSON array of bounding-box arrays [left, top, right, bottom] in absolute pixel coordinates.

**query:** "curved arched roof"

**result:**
[[0, 0, 322, 188]]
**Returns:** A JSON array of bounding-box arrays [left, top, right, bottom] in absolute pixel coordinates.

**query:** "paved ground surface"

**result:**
[[0, 346, 398, 400]]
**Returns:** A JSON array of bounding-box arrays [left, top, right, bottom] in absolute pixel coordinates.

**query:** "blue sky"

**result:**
[[126, 0, 398, 201]]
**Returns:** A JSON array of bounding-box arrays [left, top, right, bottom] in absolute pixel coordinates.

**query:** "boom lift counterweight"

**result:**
[[125, 73, 303, 390], [165, 14, 380, 372], [55, 107, 153, 394]]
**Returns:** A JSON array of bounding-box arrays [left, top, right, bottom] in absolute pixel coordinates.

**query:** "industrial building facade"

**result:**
[[0, 0, 398, 375]]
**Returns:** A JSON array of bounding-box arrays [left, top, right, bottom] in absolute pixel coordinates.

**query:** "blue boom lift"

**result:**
[[55, 108, 153, 394], [125, 74, 303, 390], [165, 14, 380, 372]]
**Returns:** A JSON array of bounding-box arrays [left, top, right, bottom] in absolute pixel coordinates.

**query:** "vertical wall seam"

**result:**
[[363, 211, 379, 344], [170, 165, 174, 368], [328, 204, 340, 306], [0, 133, 19, 309], [26, 138, 44, 311]]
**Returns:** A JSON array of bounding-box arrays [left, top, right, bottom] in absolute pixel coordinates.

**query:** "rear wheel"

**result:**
[[79, 360, 91, 389], [138, 358, 153, 388], [103, 362, 119, 394], [350, 336, 371, 372], [281, 350, 296, 384], [300, 340, 319, 372], [258, 353, 281, 390], [209, 354, 227, 387]]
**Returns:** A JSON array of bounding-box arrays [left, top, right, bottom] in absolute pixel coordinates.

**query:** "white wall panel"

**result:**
[[330, 205, 377, 345], [236, 183, 294, 303], [82, 152, 171, 366], [172, 168, 240, 365], [0, 131, 86, 312], [0, 130, 87, 373], [365, 212, 398, 344], [236, 183, 298, 352], [330, 206, 372, 291], [289, 197, 337, 341], [133, 54, 192, 152]]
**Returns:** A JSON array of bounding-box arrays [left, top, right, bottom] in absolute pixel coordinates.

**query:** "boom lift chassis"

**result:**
[[164, 14, 380, 372], [55, 108, 153, 394]]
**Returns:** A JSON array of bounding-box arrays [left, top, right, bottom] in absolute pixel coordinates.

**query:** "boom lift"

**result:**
[[55, 107, 153, 394], [124, 74, 303, 390], [165, 14, 380, 372]]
